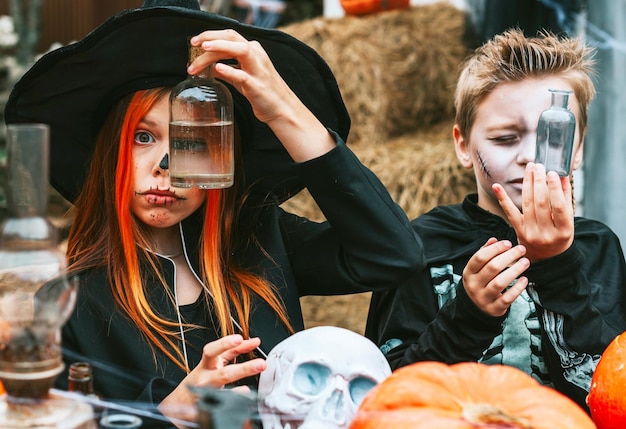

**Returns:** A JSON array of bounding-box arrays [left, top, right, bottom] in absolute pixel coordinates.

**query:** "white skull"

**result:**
[[257, 326, 391, 429]]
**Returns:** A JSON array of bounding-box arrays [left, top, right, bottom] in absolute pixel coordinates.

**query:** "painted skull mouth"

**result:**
[[280, 417, 305, 429], [257, 405, 307, 429]]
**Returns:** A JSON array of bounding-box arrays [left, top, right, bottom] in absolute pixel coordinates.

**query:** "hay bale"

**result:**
[[289, 122, 477, 335], [282, 121, 476, 222], [355, 121, 475, 218], [300, 292, 373, 334], [280, 3, 471, 146]]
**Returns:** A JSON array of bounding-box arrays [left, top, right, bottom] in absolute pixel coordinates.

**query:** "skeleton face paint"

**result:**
[[476, 151, 491, 179], [257, 326, 391, 429], [464, 77, 581, 217]]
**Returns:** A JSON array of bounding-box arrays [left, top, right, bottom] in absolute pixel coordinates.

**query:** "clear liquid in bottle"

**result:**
[[169, 45, 234, 189]]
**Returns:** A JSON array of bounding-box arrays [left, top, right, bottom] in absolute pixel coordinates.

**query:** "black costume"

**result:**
[[366, 194, 626, 411], [57, 140, 423, 402]]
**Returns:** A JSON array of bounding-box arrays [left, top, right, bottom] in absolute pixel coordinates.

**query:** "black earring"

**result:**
[[159, 154, 169, 170]]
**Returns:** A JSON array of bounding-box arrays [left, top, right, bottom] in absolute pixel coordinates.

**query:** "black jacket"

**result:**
[[56, 140, 424, 409], [366, 194, 626, 412]]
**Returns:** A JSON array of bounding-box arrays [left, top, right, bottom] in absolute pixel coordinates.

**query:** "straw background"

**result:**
[[279, 3, 478, 334]]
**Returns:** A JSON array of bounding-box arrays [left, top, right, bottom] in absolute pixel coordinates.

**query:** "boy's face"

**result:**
[[454, 76, 584, 218]]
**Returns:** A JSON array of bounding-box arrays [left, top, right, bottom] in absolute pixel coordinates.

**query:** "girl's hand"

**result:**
[[158, 334, 266, 425], [188, 30, 289, 125], [188, 30, 335, 162], [463, 238, 529, 317], [494, 162, 574, 262]]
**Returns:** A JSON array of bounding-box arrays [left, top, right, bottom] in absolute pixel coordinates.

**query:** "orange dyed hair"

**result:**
[[67, 88, 293, 372]]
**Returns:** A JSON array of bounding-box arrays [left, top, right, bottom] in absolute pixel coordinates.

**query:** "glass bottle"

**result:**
[[68, 362, 96, 396], [535, 89, 576, 176], [169, 44, 234, 189], [0, 124, 93, 427]]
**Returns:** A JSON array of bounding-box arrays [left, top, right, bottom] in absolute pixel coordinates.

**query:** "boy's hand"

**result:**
[[494, 162, 575, 262], [463, 238, 529, 317]]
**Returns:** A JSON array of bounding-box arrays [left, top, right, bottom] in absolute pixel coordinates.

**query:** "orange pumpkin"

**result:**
[[340, 0, 410, 16], [587, 331, 626, 429], [350, 361, 595, 429]]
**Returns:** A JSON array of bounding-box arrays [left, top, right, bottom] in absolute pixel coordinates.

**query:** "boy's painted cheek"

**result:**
[[477, 151, 492, 179]]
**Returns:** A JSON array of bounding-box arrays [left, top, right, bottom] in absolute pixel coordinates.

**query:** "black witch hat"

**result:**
[[4, 0, 350, 203]]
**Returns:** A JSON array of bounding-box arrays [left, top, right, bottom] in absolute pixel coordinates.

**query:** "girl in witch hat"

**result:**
[[5, 0, 424, 423]]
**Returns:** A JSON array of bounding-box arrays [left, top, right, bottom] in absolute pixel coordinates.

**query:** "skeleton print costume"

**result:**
[[366, 194, 626, 412]]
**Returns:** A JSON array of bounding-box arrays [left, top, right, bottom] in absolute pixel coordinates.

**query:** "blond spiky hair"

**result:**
[[454, 28, 596, 139]]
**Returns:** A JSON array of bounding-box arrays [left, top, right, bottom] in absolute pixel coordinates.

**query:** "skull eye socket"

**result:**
[[349, 376, 378, 405], [293, 362, 331, 396]]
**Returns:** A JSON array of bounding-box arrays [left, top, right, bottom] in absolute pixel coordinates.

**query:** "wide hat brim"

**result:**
[[4, 2, 350, 203]]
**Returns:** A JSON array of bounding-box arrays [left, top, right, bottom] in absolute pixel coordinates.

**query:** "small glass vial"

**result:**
[[535, 89, 576, 176], [169, 44, 235, 189], [68, 362, 95, 396]]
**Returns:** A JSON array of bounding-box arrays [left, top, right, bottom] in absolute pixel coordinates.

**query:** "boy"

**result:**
[[365, 29, 626, 411]]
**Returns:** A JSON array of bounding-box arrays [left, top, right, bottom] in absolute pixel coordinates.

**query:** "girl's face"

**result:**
[[130, 95, 206, 228], [454, 76, 584, 218]]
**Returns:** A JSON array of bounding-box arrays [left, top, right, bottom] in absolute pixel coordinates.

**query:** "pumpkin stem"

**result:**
[[462, 404, 532, 428]]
